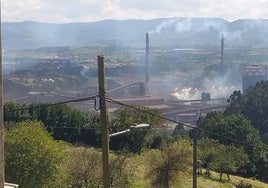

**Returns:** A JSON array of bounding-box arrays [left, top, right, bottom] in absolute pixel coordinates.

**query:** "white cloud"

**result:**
[[1, 0, 268, 23]]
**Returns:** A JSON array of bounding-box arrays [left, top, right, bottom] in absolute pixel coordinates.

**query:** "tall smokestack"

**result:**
[[220, 35, 224, 67], [145, 32, 149, 82]]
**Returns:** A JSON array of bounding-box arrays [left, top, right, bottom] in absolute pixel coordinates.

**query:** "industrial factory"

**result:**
[[242, 65, 267, 93], [104, 33, 268, 129], [4, 31, 268, 131]]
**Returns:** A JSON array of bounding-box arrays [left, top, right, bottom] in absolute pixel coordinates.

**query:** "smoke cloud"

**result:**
[[150, 18, 227, 35], [149, 19, 176, 34], [149, 18, 268, 43]]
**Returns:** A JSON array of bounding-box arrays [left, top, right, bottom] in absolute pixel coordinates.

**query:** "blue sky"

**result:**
[[2, 0, 268, 23]]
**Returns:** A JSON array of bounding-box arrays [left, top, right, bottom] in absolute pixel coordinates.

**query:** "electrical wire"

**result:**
[[3, 94, 268, 151], [4, 95, 99, 113], [4, 95, 101, 131], [105, 97, 268, 151]]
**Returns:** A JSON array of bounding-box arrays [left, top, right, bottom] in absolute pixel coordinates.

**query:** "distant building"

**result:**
[[242, 65, 267, 93]]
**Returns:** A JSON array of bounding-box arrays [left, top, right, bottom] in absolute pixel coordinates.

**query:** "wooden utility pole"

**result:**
[[98, 55, 110, 188], [0, 0, 5, 187], [192, 129, 197, 188]]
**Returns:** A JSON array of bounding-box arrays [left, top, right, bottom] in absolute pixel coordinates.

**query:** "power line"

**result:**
[[105, 97, 268, 151], [4, 95, 101, 131], [106, 97, 194, 127], [4, 95, 99, 113], [3, 95, 267, 151]]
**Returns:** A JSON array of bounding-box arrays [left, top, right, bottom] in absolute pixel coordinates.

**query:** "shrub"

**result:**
[[5, 121, 71, 187]]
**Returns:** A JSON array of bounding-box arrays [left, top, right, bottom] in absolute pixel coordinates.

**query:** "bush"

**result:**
[[144, 139, 192, 188], [69, 147, 102, 187], [5, 121, 71, 188]]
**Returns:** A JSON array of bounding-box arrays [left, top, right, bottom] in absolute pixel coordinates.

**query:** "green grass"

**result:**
[[171, 171, 268, 188]]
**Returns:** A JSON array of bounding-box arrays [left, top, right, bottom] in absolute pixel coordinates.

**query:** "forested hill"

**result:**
[[2, 18, 268, 50]]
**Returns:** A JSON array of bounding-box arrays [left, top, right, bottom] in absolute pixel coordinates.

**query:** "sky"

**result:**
[[2, 0, 268, 23]]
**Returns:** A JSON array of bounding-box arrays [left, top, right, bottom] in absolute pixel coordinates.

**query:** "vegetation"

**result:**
[[145, 140, 192, 188], [110, 105, 165, 153], [3, 94, 268, 186], [5, 121, 70, 187], [198, 112, 264, 159], [4, 102, 101, 146], [198, 111, 268, 181], [69, 147, 102, 187], [225, 81, 268, 136], [110, 105, 164, 131], [224, 81, 268, 181], [198, 138, 249, 180], [3, 24, 268, 187], [197, 80, 268, 182], [3, 119, 268, 187]]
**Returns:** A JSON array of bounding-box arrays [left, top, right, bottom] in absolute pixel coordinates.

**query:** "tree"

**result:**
[[46, 104, 100, 144], [70, 147, 133, 187], [198, 112, 267, 179], [198, 138, 219, 176], [69, 147, 102, 187], [144, 131, 174, 150], [198, 112, 263, 160], [4, 102, 30, 124], [4, 102, 20, 123], [225, 81, 268, 135], [4, 102, 101, 146], [110, 105, 164, 132], [211, 144, 249, 180], [109, 105, 165, 153], [198, 138, 249, 180], [110, 129, 150, 154], [5, 121, 71, 188], [145, 140, 192, 188]]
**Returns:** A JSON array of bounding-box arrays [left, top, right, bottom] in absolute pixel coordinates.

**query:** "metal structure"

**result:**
[[4, 182, 19, 188], [109, 124, 150, 137], [220, 35, 224, 67], [145, 33, 149, 82], [242, 65, 267, 93]]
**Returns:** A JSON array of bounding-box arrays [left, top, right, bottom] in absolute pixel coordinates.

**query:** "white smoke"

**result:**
[[219, 29, 245, 41], [202, 69, 241, 99], [148, 18, 267, 42], [170, 68, 241, 100], [171, 87, 200, 100], [175, 18, 193, 33], [150, 18, 228, 35], [149, 19, 176, 34], [80, 65, 90, 77]]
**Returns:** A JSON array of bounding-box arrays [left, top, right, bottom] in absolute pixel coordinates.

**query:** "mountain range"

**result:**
[[2, 17, 268, 50]]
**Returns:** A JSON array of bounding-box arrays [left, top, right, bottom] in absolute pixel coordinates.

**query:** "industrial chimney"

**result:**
[[145, 32, 149, 82], [220, 35, 224, 67]]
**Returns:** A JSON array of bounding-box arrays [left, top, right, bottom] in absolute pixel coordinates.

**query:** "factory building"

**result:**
[[242, 65, 267, 93]]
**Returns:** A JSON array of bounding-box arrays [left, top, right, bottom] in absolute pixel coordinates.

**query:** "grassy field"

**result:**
[[173, 171, 268, 188]]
